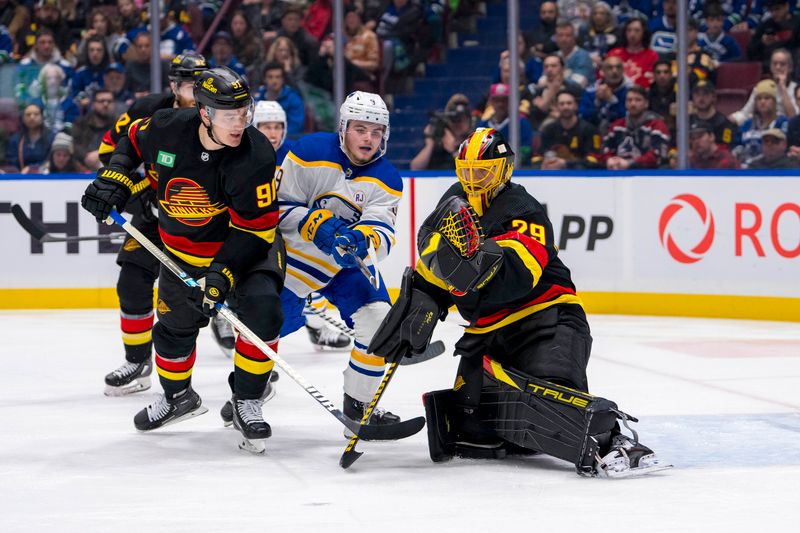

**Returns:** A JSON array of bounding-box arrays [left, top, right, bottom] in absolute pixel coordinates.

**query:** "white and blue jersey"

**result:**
[[278, 132, 401, 298]]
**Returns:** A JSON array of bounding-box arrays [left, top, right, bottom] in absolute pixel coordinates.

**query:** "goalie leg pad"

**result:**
[[480, 357, 624, 475]]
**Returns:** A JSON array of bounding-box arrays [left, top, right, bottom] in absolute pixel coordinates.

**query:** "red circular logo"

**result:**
[[658, 194, 715, 264]]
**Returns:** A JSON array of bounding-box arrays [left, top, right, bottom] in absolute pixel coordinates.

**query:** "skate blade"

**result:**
[[104, 376, 151, 397], [143, 405, 209, 431], [601, 462, 673, 479], [223, 419, 233, 428], [238, 438, 267, 454]]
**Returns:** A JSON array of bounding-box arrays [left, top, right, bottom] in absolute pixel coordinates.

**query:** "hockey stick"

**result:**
[[337, 245, 379, 289], [339, 359, 404, 468], [108, 209, 424, 442], [303, 301, 447, 366], [12, 204, 126, 243]]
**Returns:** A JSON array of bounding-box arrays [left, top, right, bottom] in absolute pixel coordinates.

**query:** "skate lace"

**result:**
[[112, 361, 141, 379], [146, 394, 171, 422], [236, 398, 264, 424]]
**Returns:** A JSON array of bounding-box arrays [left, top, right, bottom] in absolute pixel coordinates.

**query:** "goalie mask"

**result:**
[[417, 196, 503, 294], [455, 128, 514, 216]]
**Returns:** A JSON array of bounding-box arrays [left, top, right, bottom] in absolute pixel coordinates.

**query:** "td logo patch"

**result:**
[[157, 150, 176, 168]]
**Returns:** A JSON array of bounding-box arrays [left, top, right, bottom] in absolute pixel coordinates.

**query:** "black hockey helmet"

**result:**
[[194, 66, 252, 110], [168, 51, 209, 83]]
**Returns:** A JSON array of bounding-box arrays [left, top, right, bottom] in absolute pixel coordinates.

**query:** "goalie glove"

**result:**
[[81, 166, 135, 223], [368, 268, 443, 363], [417, 196, 503, 294]]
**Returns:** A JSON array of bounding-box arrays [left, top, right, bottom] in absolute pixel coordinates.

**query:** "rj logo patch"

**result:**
[[157, 151, 176, 168]]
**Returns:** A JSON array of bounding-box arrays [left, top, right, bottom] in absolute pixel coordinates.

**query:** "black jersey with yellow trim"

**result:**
[[121, 107, 278, 278], [414, 182, 582, 334], [99, 92, 176, 166]]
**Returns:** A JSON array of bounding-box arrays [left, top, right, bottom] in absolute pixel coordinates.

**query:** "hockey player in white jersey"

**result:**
[[278, 91, 402, 427]]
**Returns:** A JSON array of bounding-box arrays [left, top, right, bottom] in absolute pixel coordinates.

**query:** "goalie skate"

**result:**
[[232, 395, 272, 454], [104, 360, 152, 396], [595, 434, 672, 479]]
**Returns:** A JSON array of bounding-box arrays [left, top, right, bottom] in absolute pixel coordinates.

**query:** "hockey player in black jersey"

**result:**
[[82, 67, 285, 453], [369, 128, 669, 477], [98, 51, 209, 396]]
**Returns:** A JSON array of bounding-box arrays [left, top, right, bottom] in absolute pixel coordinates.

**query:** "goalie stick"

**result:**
[[12, 204, 125, 243], [302, 302, 447, 366], [108, 209, 424, 443]]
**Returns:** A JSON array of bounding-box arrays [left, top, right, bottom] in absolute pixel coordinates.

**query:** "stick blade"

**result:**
[[401, 340, 446, 366], [11, 204, 47, 241], [339, 449, 364, 469], [356, 415, 426, 441]]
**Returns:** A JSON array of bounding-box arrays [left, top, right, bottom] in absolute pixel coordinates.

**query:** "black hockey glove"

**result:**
[[190, 263, 234, 318], [368, 268, 443, 363], [81, 167, 134, 223]]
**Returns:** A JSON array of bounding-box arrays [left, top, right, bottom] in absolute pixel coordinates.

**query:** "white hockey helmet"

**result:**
[[338, 90, 390, 164], [253, 100, 288, 148]]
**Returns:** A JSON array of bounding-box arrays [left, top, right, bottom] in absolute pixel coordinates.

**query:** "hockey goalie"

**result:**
[[369, 127, 671, 478]]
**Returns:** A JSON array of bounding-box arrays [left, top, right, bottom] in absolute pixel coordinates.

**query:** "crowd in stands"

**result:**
[[1, 0, 800, 172]]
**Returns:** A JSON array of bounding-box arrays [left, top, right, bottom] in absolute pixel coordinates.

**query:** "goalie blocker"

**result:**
[[424, 357, 654, 477]]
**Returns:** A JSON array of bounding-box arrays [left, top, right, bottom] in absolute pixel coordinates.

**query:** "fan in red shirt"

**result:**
[[607, 17, 659, 89]]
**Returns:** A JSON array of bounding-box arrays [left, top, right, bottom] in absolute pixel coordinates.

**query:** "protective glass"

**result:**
[[207, 99, 255, 128]]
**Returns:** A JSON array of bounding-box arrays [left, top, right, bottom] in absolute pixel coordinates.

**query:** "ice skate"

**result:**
[[343, 392, 401, 438], [306, 324, 351, 351], [221, 379, 276, 427], [104, 360, 152, 396], [210, 314, 235, 358], [133, 387, 208, 431], [232, 394, 272, 454], [595, 433, 672, 478]]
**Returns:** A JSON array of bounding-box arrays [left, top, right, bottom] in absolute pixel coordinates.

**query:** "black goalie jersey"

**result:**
[[116, 107, 278, 277], [415, 182, 583, 334]]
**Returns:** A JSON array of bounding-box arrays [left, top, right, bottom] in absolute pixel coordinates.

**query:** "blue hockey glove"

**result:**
[[298, 209, 348, 255], [332, 228, 369, 268]]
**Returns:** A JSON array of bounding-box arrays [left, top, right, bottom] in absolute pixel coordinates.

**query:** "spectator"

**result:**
[[306, 33, 371, 94], [208, 31, 246, 77], [787, 85, 800, 154], [748, 128, 798, 168], [737, 79, 789, 166], [528, 54, 583, 130], [277, 5, 319, 66], [410, 93, 473, 170], [578, 1, 620, 69], [580, 55, 632, 132], [555, 19, 595, 88], [266, 35, 304, 88], [534, 89, 602, 169], [72, 35, 110, 106], [526, 1, 559, 59], [5, 104, 53, 173], [31, 63, 79, 134], [77, 8, 124, 61], [40, 131, 88, 174], [303, 0, 332, 41], [608, 17, 659, 88], [681, 19, 717, 87], [124, 32, 170, 95], [71, 88, 116, 170], [698, 3, 742, 62], [731, 48, 798, 125], [611, 0, 654, 23], [241, 0, 287, 44], [649, 60, 675, 131], [748, 0, 800, 70], [477, 83, 534, 164], [116, 0, 145, 34], [344, 7, 380, 81], [0, 22, 13, 63], [603, 85, 670, 169], [103, 62, 133, 117], [229, 9, 262, 80], [16, 27, 74, 103], [16, 0, 73, 59], [159, 5, 195, 58], [687, 118, 740, 169], [690, 80, 739, 149], [649, 0, 677, 56], [375, 0, 424, 83], [256, 62, 305, 137], [0, 0, 29, 38]]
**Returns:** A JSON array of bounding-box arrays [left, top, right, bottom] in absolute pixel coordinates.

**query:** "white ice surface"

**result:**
[[1, 311, 799, 532]]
